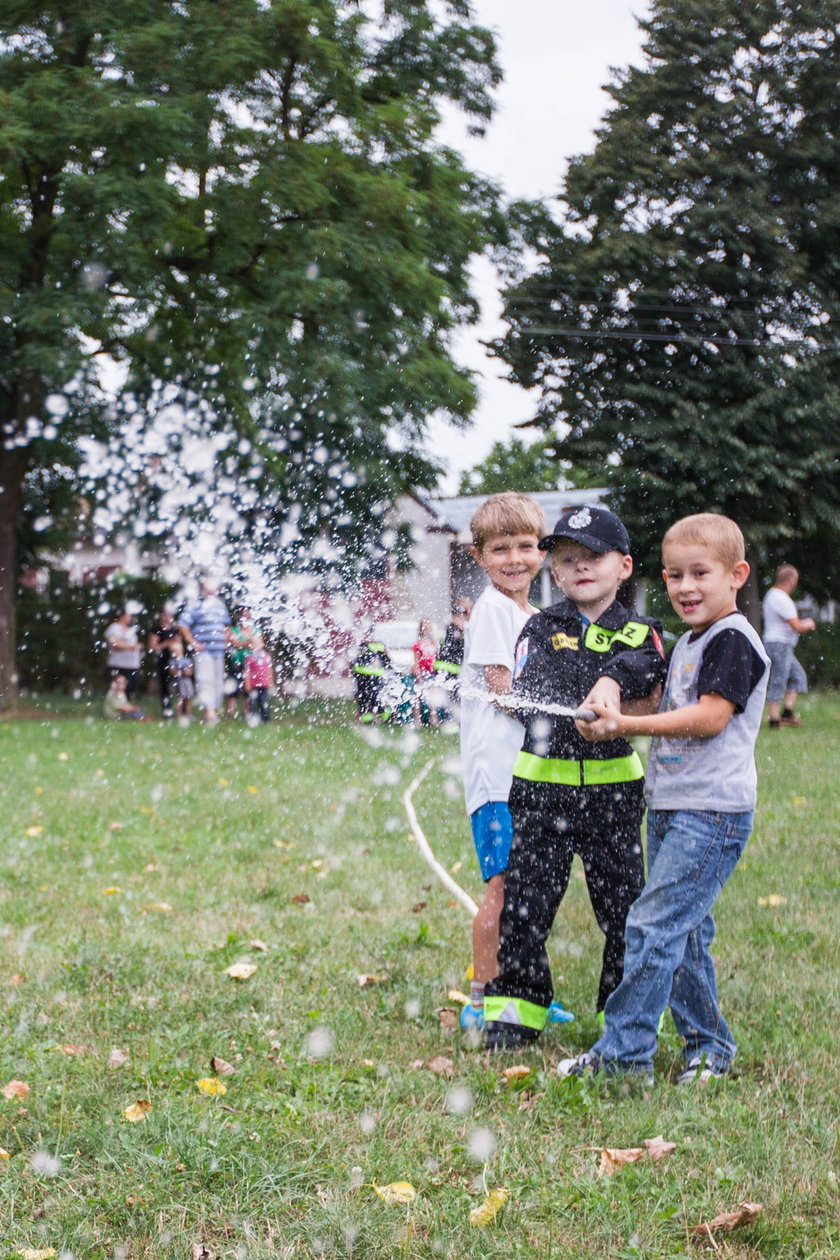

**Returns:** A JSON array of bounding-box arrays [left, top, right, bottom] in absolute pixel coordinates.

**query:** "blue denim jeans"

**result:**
[[590, 808, 753, 1073]]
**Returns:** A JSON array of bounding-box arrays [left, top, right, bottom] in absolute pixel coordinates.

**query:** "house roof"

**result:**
[[429, 488, 608, 542]]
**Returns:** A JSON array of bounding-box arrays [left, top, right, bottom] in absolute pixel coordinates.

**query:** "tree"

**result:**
[[494, 0, 840, 599], [457, 434, 594, 495], [0, 0, 502, 706]]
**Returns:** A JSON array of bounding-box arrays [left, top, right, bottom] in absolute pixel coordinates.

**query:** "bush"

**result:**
[[17, 572, 176, 694], [796, 622, 840, 689]]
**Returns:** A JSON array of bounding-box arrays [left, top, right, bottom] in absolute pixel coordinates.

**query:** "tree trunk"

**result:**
[[738, 555, 762, 630], [0, 452, 24, 711]]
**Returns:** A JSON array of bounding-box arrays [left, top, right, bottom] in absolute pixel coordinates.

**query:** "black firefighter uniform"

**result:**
[[484, 597, 667, 1035], [352, 640, 392, 722]]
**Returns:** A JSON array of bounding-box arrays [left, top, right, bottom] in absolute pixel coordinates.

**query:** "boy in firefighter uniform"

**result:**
[[352, 634, 392, 723], [484, 506, 667, 1050]]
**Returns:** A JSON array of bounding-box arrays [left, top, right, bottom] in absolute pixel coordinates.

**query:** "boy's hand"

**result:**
[[582, 677, 621, 713], [575, 702, 626, 741]]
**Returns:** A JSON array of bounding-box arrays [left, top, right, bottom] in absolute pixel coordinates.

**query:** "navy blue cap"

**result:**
[[539, 505, 631, 556]]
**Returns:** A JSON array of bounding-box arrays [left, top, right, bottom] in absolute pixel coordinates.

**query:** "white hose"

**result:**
[[402, 758, 479, 918]]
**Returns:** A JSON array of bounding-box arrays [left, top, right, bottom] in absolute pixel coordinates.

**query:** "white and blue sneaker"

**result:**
[[459, 1003, 486, 1032], [557, 1051, 654, 1085], [556, 1051, 600, 1079], [677, 1055, 732, 1085]]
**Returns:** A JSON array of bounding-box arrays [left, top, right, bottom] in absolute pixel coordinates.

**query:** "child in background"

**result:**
[[559, 513, 769, 1084], [168, 637, 195, 722], [412, 619, 440, 728], [459, 492, 571, 1032], [484, 506, 666, 1050], [103, 674, 150, 721], [245, 634, 274, 724]]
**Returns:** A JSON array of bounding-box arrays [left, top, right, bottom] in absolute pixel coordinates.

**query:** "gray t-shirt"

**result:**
[[646, 613, 769, 813]]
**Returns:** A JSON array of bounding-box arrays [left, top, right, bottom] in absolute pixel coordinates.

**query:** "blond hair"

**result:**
[[662, 513, 745, 569], [470, 492, 546, 550]]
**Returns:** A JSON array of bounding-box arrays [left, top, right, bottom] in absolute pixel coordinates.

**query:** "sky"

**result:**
[[430, 0, 652, 493]]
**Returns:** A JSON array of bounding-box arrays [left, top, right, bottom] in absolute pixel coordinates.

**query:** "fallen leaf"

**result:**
[[17, 1249, 57, 1259], [690, 1201, 763, 1244], [447, 989, 470, 1005], [217, 777, 229, 787], [503, 1065, 532, 1083], [108, 1047, 130, 1069], [0, 1148, 10, 1159], [247, 785, 259, 794], [470, 1187, 510, 1227], [758, 894, 787, 907], [102, 886, 123, 895], [25, 826, 44, 838], [411, 901, 427, 913], [426, 1056, 454, 1078], [109, 821, 125, 831], [210, 1056, 236, 1077], [123, 1099, 152, 1122], [356, 973, 385, 988], [291, 892, 310, 905], [9, 974, 25, 987], [2, 1080, 30, 1101], [225, 962, 257, 980], [147, 902, 173, 912], [598, 1135, 677, 1177], [643, 1135, 677, 1162], [790, 795, 806, 805], [411, 1058, 425, 1070], [249, 939, 268, 952], [197, 1078, 227, 1096], [436, 1007, 458, 1030], [373, 1181, 417, 1205], [144, 862, 157, 872], [58, 1044, 86, 1056]]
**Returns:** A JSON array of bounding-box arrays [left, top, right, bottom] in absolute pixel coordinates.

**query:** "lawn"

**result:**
[[0, 694, 837, 1258]]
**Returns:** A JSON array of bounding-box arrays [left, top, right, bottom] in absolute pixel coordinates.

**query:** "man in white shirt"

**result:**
[[762, 564, 815, 728]]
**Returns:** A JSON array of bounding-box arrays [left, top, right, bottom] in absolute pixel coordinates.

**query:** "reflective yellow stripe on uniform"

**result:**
[[584, 620, 650, 653], [513, 749, 644, 786], [483, 994, 548, 1032], [433, 660, 460, 675], [353, 666, 386, 676]]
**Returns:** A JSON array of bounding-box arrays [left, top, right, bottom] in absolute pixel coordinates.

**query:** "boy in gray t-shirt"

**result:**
[[557, 513, 769, 1085]]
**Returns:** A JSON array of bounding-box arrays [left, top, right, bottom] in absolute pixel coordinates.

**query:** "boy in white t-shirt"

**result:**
[[459, 492, 571, 1032], [762, 564, 815, 728]]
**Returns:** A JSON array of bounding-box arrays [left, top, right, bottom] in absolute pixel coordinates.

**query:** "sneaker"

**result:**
[[556, 1051, 600, 1079], [557, 1051, 654, 1085], [459, 1003, 486, 1033], [485, 1024, 539, 1052], [546, 1000, 574, 1025], [677, 1055, 732, 1085]]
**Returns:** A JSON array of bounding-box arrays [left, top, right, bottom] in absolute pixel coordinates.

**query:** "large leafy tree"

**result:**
[[495, 0, 840, 602], [457, 435, 594, 495], [0, 0, 501, 705]]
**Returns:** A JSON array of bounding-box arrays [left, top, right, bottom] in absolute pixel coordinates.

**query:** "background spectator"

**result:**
[[178, 578, 231, 724], [104, 607, 142, 698], [148, 606, 181, 719], [762, 563, 816, 728]]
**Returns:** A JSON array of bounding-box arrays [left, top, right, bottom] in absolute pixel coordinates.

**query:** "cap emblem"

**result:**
[[567, 507, 592, 530]]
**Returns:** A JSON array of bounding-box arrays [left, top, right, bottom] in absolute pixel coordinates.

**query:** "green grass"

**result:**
[[0, 693, 838, 1258]]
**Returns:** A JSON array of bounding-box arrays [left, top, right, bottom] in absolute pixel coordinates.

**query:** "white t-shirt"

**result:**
[[105, 621, 141, 669], [459, 585, 535, 817], [762, 586, 799, 646]]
